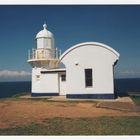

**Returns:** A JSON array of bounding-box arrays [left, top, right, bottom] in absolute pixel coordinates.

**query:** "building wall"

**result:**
[[32, 68, 59, 96], [60, 43, 119, 98], [59, 72, 66, 95]]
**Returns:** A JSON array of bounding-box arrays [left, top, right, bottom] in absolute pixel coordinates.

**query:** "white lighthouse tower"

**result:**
[[28, 24, 61, 96]]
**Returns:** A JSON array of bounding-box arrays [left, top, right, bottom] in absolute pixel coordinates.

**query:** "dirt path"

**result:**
[[0, 99, 139, 129]]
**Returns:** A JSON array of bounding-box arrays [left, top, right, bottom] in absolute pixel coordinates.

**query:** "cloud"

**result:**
[[115, 69, 140, 78], [120, 70, 140, 75], [0, 70, 31, 77]]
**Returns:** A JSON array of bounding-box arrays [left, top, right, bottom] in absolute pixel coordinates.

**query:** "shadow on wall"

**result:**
[[59, 62, 66, 68]]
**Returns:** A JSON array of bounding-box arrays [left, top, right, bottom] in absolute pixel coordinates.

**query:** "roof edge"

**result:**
[[60, 42, 120, 61]]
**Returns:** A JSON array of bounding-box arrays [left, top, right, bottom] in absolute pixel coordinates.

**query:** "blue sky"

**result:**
[[0, 5, 140, 81]]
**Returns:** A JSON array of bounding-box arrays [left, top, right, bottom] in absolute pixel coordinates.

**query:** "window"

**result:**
[[61, 74, 66, 81], [36, 75, 40, 81], [85, 69, 93, 87]]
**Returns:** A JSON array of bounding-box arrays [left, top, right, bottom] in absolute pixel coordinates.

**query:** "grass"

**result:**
[[0, 92, 139, 135], [0, 116, 140, 135], [132, 98, 140, 106], [12, 92, 30, 98], [0, 92, 31, 101], [128, 92, 140, 106]]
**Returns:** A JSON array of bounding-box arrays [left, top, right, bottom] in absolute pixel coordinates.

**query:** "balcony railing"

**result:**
[[28, 48, 61, 60]]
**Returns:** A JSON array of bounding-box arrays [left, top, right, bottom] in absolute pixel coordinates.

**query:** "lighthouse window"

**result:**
[[85, 69, 93, 87], [61, 74, 66, 81], [44, 38, 48, 47], [36, 75, 40, 81]]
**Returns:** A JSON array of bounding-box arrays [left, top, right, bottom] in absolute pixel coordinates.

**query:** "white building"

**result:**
[[28, 24, 120, 99]]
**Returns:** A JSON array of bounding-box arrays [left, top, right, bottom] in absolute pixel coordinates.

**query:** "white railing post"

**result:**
[[43, 49, 44, 59], [36, 49, 38, 59], [59, 49, 61, 57], [32, 49, 35, 59], [56, 48, 58, 58], [33, 48, 36, 59], [32, 48, 34, 59], [52, 48, 54, 58], [28, 49, 30, 59], [44, 48, 46, 59]]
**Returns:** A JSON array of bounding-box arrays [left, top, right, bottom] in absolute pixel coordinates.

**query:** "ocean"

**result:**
[[0, 81, 31, 98], [0, 79, 140, 98], [114, 78, 140, 97]]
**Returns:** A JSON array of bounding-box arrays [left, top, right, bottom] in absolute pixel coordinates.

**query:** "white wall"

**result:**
[[32, 68, 59, 94], [59, 72, 66, 95], [60, 43, 119, 95], [32, 68, 41, 93]]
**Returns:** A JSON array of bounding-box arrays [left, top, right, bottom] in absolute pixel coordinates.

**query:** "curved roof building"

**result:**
[[28, 24, 120, 99]]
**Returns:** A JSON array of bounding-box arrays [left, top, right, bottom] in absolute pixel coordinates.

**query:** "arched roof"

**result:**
[[60, 42, 120, 61]]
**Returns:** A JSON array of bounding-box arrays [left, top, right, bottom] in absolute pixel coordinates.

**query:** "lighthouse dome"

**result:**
[[36, 24, 53, 39]]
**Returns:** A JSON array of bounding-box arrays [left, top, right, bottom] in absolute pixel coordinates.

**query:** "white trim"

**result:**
[[42, 68, 66, 72], [60, 42, 120, 61]]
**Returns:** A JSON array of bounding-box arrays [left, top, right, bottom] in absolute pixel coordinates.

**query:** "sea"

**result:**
[[0, 78, 140, 98], [0, 81, 31, 98]]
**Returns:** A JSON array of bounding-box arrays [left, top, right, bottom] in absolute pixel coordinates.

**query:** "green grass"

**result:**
[[0, 92, 31, 101], [132, 97, 140, 106], [128, 92, 140, 97], [12, 92, 30, 98], [0, 116, 140, 135], [128, 92, 140, 106]]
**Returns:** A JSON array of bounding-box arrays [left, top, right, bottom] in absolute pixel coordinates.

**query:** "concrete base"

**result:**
[[19, 95, 134, 104], [66, 94, 115, 99]]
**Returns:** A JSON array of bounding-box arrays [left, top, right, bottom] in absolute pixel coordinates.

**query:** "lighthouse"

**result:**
[[28, 24, 60, 68], [27, 23, 119, 99], [28, 24, 61, 96]]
